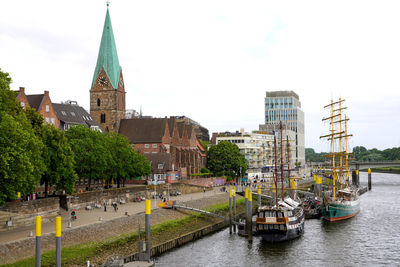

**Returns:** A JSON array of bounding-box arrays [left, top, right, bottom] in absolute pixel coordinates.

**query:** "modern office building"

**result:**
[[215, 130, 274, 179], [262, 91, 305, 166]]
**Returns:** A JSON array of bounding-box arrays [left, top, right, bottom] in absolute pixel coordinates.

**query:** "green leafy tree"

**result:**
[[66, 125, 111, 189], [129, 148, 151, 185], [200, 167, 210, 174], [25, 106, 44, 135], [207, 141, 247, 179], [41, 125, 77, 196], [105, 133, 149, 188], [0, 68, 45, 205], [352, 146, 367, 161]]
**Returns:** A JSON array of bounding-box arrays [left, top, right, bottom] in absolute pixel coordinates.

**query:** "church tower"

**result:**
[[90, 3, 125, 132]]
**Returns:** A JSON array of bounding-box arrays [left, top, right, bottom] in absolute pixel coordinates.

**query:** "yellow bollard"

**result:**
[[56, 216, 61, 267], [36, 216, 41, 267], [145, 200, 151, 215], [56, 217, 61, 237], [36, 216, 41, 237]]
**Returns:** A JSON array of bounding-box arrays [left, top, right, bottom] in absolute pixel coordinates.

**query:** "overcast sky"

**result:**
[[1, 0, 400, 152]]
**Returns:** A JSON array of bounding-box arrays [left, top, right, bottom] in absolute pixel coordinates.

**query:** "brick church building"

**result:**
[[90, 4, 206, 181]]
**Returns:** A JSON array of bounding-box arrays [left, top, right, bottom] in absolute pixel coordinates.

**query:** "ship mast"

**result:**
[[331, 100, 336, 200], [320, 98, 353, 200], [287, 135, 291, 198], [345, 115, 349, 188], [280, 122, 284, 200], [339, 98, 343, 191], [274, 135, 278, 206]]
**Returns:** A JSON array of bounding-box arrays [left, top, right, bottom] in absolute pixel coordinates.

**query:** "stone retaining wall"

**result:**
[[0, 197, 59, 214], [0, 198, 60, 232]]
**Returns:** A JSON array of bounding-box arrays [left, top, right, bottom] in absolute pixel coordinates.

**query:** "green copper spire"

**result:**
[[91, 4, 121, 90]]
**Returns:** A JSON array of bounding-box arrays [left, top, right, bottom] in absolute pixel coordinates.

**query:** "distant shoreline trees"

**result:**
[[306, 146, 400, 163]]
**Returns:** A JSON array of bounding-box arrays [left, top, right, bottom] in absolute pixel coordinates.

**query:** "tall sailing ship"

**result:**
[[255, 122, 305, 242], [320, 98, 360, 222]]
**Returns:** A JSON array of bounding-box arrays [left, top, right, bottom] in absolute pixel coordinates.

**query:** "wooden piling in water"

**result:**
[[233, 186, 236, 233], [247, 189, 253, 243], [368, 168, 372, 190], [229, 186, 232, 235]]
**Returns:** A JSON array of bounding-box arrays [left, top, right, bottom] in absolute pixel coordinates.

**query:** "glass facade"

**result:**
[[264, 91, 305, 165], [265, 96, 300, 132]]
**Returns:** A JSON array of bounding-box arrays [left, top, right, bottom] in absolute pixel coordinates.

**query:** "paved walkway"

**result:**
[[0, 188, 225, 244]]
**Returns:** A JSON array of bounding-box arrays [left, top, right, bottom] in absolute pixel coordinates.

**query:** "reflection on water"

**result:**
[[155, 173, 400, 266]]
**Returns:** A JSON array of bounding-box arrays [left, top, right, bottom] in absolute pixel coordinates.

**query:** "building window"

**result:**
[[46, 105, 49, 112], [51, 118, 55, 125], [21, 102, 25, 108], [61, 111, 66, 116], [152, 152, 158, 154], [152, 144, 157, 148], [70, 112, 76, 116], [145, 144, 149, 148], [101, 113, 106, 123], [97, 98, 101, 107], [158, 164, 164, 169]]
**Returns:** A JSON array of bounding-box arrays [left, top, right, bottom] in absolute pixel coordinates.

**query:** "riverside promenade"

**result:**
[[0, 187, 224, 244], [1, 187, 229, 264]]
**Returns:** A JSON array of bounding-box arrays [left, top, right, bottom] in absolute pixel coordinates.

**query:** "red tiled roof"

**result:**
[[119, 118, 168, 143]]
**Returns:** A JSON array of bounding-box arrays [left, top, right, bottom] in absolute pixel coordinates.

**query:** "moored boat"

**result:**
[[320, 98, 360, 222], [256, 197, 305, 242], [322, 188, 360, 221]]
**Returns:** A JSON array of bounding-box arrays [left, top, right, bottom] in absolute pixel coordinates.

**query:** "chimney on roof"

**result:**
[[19, 87, 25, 94]]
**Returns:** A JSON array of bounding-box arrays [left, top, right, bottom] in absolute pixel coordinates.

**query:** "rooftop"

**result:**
[[265, 91, 299, 100]]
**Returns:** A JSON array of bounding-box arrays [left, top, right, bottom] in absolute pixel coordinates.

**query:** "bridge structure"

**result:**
[[350, 161, 400, 170], [309, 161, 400, 171]]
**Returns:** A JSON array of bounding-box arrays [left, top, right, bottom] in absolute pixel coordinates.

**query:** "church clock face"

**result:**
[[97, 76, 108, 86]]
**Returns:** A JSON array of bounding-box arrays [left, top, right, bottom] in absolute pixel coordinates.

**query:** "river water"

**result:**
[[155, 172, 400, 266]]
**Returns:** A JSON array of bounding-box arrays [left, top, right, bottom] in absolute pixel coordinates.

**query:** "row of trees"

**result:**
[[0, 68, 151, 205], [306, 146, 400, 162], [352, 146, 400, 161]]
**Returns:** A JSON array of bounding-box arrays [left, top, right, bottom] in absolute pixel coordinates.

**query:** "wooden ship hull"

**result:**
[[322, 197, 360, 222], [256, 199, 305, 243]]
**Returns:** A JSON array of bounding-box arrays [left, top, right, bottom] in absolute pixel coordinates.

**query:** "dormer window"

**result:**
[[61, 111, 66, 116], [70, 112, 76, 116]]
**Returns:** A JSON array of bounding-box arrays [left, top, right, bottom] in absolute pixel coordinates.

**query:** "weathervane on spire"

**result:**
[[106, 0, 110, 7]]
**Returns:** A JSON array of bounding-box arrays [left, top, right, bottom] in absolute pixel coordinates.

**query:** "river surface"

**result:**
[[154, 172, 400, 266]]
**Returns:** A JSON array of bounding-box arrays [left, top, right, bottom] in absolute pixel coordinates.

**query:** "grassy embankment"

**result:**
[[3, 199, 246, 267]]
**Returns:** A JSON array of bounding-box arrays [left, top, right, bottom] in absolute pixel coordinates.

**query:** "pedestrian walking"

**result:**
[[104, 202, 107, 212]]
